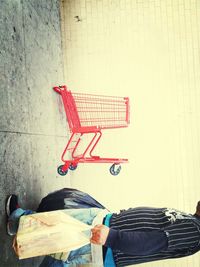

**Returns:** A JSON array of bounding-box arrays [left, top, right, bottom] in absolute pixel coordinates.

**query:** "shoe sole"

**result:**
[[6, 195, 12, 217], [5, 195, 16, 236], [6, 221, 15, 236]]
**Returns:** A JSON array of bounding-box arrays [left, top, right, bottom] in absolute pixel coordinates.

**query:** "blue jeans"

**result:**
[[9, 208, 102, 266], [40, 245, 91, 267]]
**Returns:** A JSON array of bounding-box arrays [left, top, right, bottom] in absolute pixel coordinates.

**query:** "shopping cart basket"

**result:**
[[53, 85, 130, 176]]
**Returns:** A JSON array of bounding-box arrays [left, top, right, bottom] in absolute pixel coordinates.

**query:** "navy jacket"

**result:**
[[104, 207, 200, 266]]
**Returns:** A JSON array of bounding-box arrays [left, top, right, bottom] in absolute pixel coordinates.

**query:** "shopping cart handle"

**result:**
[[53, 85, 67, 94], [53, 86, 61, 93]]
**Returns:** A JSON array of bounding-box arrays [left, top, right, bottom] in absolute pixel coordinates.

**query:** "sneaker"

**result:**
[[6, 220, 16, 236], [6, 194, 19, 217]]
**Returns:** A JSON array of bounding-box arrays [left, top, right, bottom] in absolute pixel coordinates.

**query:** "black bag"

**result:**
[[37, 188, 106, 212]]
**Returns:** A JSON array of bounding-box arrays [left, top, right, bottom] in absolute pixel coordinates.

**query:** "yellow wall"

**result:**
[[61, 1, 200, 266]]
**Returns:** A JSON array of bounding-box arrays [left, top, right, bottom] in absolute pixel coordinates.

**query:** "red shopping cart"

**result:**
[[53, 85, 130, 175]]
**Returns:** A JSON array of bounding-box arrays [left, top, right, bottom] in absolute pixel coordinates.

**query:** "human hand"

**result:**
[[90, 224, 110, 245]]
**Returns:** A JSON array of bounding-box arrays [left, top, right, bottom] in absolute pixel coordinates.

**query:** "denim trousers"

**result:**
[[9, 207, 102, 266]]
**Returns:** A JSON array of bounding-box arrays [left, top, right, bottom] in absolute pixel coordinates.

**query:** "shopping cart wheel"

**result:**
[[57, 165, 68, 176], [109, 164, 121, 176], [69, 164, 78, 171]]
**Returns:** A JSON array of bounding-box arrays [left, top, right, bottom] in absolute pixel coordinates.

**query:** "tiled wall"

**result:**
[[61, 1, 200, 266]]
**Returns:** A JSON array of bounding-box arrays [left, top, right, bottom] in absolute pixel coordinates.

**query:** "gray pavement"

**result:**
[[0, 1, 71, 266]]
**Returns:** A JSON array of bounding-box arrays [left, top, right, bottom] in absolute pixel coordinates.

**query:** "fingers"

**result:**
[[90, 224, 110, 245], [90, 237, 99, 244], [91, 224, 102, 231], [90, 225, 102, 244]]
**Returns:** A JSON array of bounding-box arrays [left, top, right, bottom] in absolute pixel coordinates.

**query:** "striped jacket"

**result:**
[[106, 207, 200, 266]]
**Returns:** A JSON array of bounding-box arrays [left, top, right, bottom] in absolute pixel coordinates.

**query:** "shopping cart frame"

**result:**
[[53, 85, 130, 175]]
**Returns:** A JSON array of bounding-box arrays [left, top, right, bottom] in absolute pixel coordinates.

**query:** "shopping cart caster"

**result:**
[[69, 164, 78, 171], [57, 165, 68, 176], [109, 164, 121, 176]]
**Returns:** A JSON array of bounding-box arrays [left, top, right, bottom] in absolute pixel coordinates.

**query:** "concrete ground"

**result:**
[[0, 1, 71, 266]]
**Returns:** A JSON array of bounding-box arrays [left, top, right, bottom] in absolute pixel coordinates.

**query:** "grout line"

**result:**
[[0, 130, 67, 138]]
